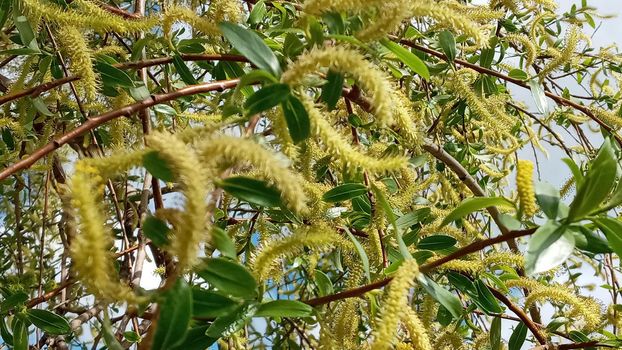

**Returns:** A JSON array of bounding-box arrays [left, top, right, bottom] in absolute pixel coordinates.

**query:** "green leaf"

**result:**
[[171, 326, 217, 350], [245, 83, 291, 116], [527, 78, 548, 115], [211, 227, 236, 259], [321, 70, 344, 111], [568, 141, 618, 221], [314, 270, 333, 297], [480, 47, 495, 68], [219, 176, 282, 208], [172, 54, 198, 85], [102, 311, 124, 350], [123, 331, 141, 343], [143, 151, 175, 182], [153, 104, 177, 116], [416, 235, 457, 251], [142, 216, 170, 247], [281, 94, 311, 143], [380, 39, 430, 79], [13, 15, 39, 52], [192, 289, 242, 318], [95, 61, 135, 88], [26, 309, 71, 335], [525, 221, 574, 275], [440, 197, 514, 227], [535, 182, 560, 219], [474, 280, 503, 314], [12, 318, 28, 350], [0, 291, 28, 314], [490, 317, 502, 350], [593, 218, 622, 259], [205, 304, 256, 338], [32, 97, 54, 116], [508, 322, 528, 350], [438, 30, 456, 63], [248, 0, 266, 25], [344, 228, 370, 283], [254, 300, 313, 318], [418, 275, 462, 318], [599, 179, 622, 213], [508, 68, 528, 80], [152, 279, 193, 350], [198, 258, 257, 299], [219, 22, 282, 76], [0, 317, 13, 346], [322, 183, 367, 202]]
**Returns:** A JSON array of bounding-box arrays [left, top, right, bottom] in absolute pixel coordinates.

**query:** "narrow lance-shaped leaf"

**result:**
[[219, 22, 282, 77]]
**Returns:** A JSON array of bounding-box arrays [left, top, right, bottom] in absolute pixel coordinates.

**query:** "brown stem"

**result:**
[[489, 287, 547, 345], [0, 78, 241, 181], [305, 227, 536, 306]]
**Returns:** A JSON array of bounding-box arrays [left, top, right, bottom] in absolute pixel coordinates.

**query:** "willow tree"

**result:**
[[1, 0, 622, 349]]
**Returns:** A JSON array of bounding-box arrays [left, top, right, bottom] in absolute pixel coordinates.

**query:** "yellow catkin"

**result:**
[[282, 46, 395, 126], [302, 96, 409, 173], [69, 150, 146, 303], [333, 299, 361, 349], [506, 278, 601, 331], [163, 6, 220, 38], [197, 136, 308, 213], [56, 26, 97, 101], [504, 33, 537, 67], [538, 26, 580, 80], [483, 252, 524, 268], [251, 224, 353, 282], [402, 308, 432, 350], [370, 259, 420, 350], [146, 132, 208, 270], [516, 160, 537, 217]]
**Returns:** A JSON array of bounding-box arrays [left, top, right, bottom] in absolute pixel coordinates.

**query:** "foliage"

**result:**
[[0, 0, 622, 349]]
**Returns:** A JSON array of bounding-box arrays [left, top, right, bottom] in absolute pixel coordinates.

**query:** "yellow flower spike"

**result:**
[[516, 159, 538, 218], [538, 25, 580, 80], [282, 46, 395, 126], [370, 259, 420, 350], [69, 150, 148, 303], [197, 136, 308, 213], [402, 308, 432, 350], [504, 33, 537, 67], [146, 132, 209, 271], [333, 299, 361, 349], [409, 2, 488, 47], [251, 223, 354, 282], [483, 252, 524, 269], [163, 6, 220, 38], [302, 96, 409, 173]]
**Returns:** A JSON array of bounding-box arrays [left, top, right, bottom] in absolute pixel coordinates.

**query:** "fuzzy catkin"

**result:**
[[56, 26, 97, 101], [516, 160, 537, 217], [146, 132, 209, 270], [370, 259, 420, 350], [282, 46, 395, 126]]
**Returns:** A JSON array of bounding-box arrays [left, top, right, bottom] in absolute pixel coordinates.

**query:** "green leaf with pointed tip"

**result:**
[[418, 275, 462, 319], [192, 289, 242, 318], [172, 54, 198, 85], [322, 183, 367, 203], [142, 216, 170, 247], [525, 221, 574, 275], [380, 39, 430, 79], [219, 176, 282, 208], [255, 300, 313, 318], [508, 322, 528, 350], [219, 22, 282, 76], [198, 258, 257, 299], [440, 197, 514, 227], [245, 84, 291, 116], [281, 94, 311, 143], [593, 218, 622, 259], [321, 70, 344, 110], [211, 227, 236, 259], [12, 318, 28, 350], [26, 309, 71, 335], [438, 31, 456, 63], [490, 317, 502, 350], [344, 228, 370, 283]]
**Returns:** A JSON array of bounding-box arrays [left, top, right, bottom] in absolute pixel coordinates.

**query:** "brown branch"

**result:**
[[392, 37, 622, 145], [304, 227, 536, 306], [0, 55, 247, 107], [489, 287, 547, 345], [0, 79, 240, 181]]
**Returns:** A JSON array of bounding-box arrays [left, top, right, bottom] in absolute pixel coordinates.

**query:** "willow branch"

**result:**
[[304, 227, 536, 306], [489, 287, 547, 344], [0, 78, 240, 181], [392, 37, 622, 145]]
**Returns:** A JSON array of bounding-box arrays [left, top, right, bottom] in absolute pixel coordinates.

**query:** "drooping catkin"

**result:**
[[282, 46, 395, 126], [516, 160, 538, 217], [370, 259, 420, 350], [538, 25, 581, 80], [402, 308, 432, 350], [56, 26, 97, 101], [146, 132, 209, 270]]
